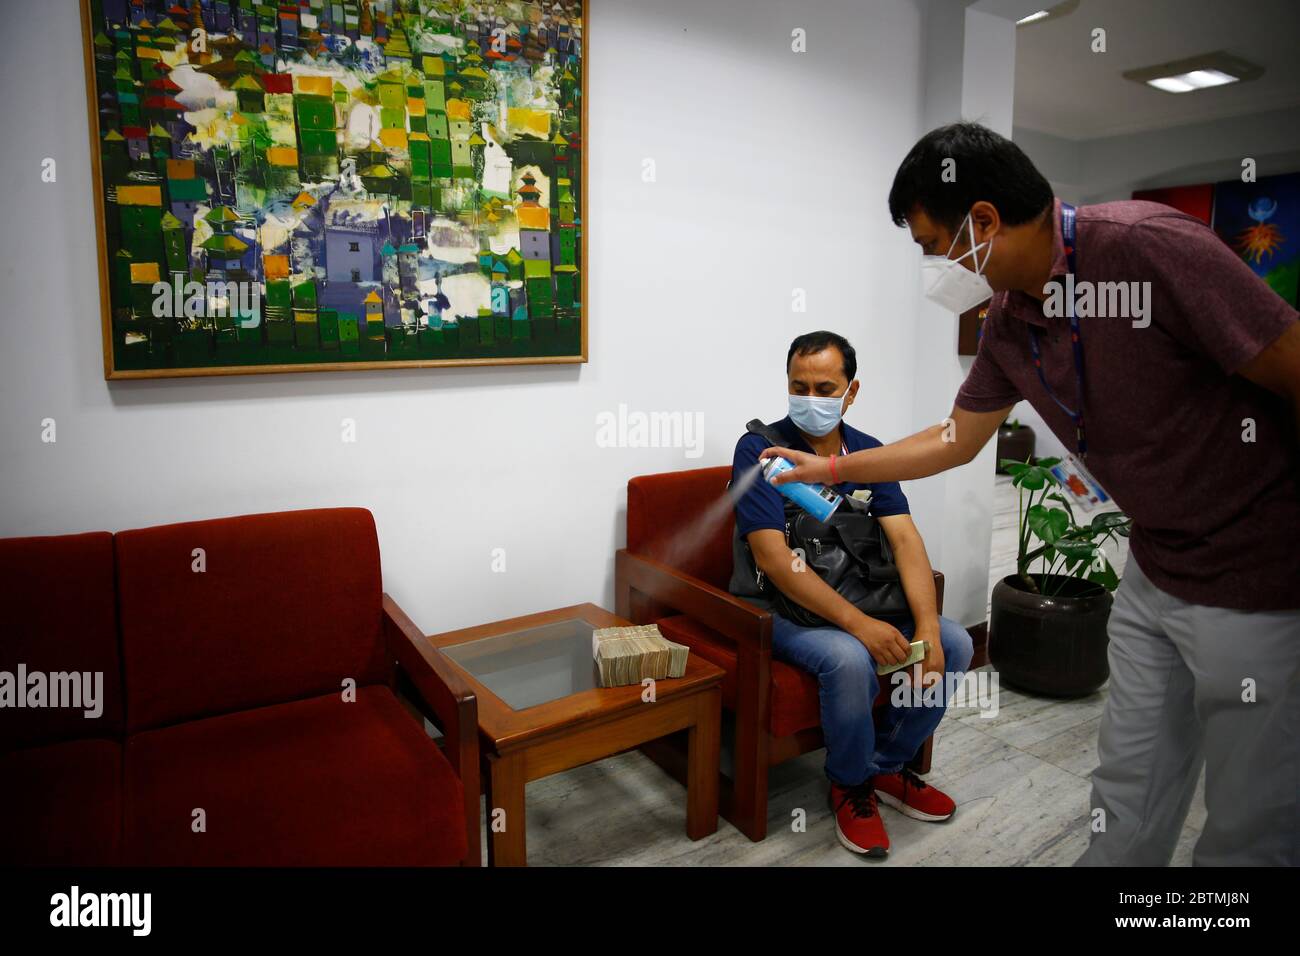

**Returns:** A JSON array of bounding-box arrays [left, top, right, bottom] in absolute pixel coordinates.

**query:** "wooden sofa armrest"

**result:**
[[382, 593, 481, 867], [615, 549, 772, 651]]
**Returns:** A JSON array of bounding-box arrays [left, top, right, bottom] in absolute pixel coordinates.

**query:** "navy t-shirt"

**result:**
[[732, 416, 910, 540]]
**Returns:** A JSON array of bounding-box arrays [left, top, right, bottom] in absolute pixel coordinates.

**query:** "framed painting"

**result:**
[[1211, 172, 1300, 308], [80, 0, 586, 379]]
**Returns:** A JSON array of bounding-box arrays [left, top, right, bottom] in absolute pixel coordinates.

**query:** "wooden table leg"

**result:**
[[485, 751, 527, 867], [685, 686, 721, 840]]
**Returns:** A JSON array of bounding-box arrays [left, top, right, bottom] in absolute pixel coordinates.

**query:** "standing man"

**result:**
[[763, 123, 1300, 866]]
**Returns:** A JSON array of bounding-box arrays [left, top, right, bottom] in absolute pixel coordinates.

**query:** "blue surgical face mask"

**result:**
[[788, 391, 850, 437]]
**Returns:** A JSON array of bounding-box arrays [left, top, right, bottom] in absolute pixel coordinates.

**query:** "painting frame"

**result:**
[[1211, 171, 1300, 310], [80, 0, 588, 380]]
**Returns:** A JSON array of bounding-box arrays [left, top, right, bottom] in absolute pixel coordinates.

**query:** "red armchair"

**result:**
[[616, 467, 944, 842], [0, 508, 479, 867]]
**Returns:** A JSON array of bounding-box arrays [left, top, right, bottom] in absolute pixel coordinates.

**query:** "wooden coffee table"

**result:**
[[425, 603, 723, 866]]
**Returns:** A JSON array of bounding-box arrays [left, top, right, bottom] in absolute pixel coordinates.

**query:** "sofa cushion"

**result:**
[[627, 467, 734, 590], [116, 507, 389, 732], [0, 739, 122, 865], [124, 686, 466, 866], [0, 531, 122, 748], [656, 613, 888, 738]]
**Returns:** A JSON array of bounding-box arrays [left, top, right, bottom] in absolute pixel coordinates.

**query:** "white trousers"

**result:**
[[1076, 557, 1300, 866]]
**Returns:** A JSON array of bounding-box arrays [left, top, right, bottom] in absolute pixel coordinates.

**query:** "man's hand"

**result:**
[[848, 614, 912, 667], [1236, 320, 1300, 442], [907, 622, 945, 694], [758, 445, 832, 486]]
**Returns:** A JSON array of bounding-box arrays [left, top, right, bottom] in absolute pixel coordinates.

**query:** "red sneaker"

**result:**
[[829, 782, 890, 857], [873, 768, 955, 821]]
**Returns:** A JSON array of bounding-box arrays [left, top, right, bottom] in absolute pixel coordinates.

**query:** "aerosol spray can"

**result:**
[[762, 455, 843, 522]]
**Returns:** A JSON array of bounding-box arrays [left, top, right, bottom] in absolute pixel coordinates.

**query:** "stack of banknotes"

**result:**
[[592, 624, 690, 687]]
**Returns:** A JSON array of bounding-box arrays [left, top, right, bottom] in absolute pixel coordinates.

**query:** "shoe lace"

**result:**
[[837, 782, 877, 819], [901, 767, 929, 794]]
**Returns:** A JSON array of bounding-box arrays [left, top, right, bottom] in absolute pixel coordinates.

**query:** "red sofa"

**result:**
[[0, 508, 479, 867]]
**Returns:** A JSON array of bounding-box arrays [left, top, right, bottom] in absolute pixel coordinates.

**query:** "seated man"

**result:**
[[729, 330, 973, 858]]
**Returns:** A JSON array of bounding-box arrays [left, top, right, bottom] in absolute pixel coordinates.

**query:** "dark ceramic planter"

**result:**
[[996, 424, 1036, 473], [989, 574, 1112, 697]]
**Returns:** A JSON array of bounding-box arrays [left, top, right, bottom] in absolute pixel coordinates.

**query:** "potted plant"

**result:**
[[995, 418, 1036, 473], [990, 456, 1131, 697]]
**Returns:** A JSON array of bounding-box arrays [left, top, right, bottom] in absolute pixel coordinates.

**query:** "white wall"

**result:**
[[903, 0, 1018, 625], [0, 0, 1004, 632], [1015, 105, 1300, 204], [1011, 125, 1084, 204]]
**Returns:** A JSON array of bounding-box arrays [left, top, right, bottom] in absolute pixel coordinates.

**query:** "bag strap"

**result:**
[[745, 418, 789, 449]]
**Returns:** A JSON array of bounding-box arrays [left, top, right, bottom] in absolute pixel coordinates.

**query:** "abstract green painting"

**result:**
[[82, 0, 585, 378]]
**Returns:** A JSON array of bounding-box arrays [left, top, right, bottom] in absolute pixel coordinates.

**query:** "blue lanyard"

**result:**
[[1028, 203, 1087, 457]]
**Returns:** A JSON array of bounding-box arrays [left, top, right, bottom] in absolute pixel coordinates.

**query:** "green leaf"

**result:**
[[1089, 512, 1131, 532], [1035, 456, 1062, 469], [1015, 463, 1062, 490], [1045, 491, 1077, 526], [1027, 504, 1070, 544], [1000, 460, 1029, 476], [1085, 560, 1120, 591], [1015, 467, 1048, 490], [1053, 537, 1098, 560]]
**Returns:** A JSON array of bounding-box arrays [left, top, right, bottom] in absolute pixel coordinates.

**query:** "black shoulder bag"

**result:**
[[728, 419, 913, 629]]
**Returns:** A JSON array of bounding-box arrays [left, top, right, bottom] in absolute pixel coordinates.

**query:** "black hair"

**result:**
[[888, 122, 1053, 232], [786, 331, 856, 382]]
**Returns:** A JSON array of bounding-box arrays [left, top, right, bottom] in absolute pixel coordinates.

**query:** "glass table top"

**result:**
[[440, 618, 601, 711]]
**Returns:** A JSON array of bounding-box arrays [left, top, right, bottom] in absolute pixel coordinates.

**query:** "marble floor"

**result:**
[[482, 475, 1207, 866]]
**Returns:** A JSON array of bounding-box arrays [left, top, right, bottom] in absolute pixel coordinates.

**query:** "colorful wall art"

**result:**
[[1211, 172, 1300, 308], [82, 0, 585, 378]]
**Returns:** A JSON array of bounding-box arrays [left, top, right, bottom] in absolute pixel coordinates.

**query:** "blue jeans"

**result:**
[[771, 613, 974, 787]]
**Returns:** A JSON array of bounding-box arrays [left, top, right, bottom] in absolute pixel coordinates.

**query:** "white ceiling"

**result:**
[[1013, 0, 1300, 139]]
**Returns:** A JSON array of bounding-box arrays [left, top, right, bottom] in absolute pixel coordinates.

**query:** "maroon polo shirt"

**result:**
[[956, 198, 1300, 611]]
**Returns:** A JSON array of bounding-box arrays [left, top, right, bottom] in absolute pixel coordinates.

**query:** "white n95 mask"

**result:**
[[920, 212, 994, 313]]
